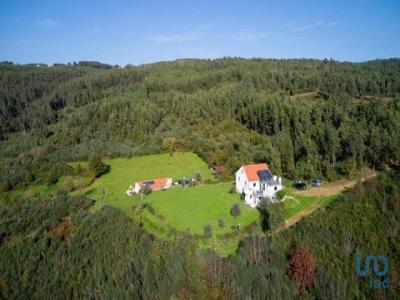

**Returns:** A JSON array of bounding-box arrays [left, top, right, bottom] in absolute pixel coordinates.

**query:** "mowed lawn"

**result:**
[[146, 182, 259, 235], [78, 152, 214, 210]]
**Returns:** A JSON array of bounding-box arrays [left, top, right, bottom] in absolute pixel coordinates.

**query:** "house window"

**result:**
[[250, 195, 252, 199], [253, 183, 256, 187], [274, 186, 277, 191]]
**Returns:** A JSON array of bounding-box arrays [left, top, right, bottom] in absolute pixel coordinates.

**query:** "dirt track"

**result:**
[[293, 169, 377, 198], [280, 170, 378, 231]]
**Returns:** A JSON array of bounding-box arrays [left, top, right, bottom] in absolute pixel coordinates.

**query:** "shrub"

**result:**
[[0, 181, 11, 193], [47, 166, 59, 185], [74, 164, 83, 175], [276, 189, 286, 200], [336, 160, 354, 176], [146, 203, 156, 215], [230, 203, 241, 218], [229, 185, 236, 194], [230, 224, 240, 231], [218, 218, 225, 228], [88, 155, 109, 178], [63, 176, 76, 192], [193, 173, 202, 182], [203, 224, 212, 239]]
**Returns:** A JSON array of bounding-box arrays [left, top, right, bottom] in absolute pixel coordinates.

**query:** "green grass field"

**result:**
[[146, 182, 259, 235], [78, 152, 214, 207], [68, 152, 340, 255]]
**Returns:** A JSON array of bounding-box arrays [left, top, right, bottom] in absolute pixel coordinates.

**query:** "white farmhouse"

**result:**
[[235, 163, 283, 207]]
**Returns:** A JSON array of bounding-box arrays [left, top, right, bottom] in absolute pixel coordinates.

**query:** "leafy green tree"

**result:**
[[88, 154, 109, 178]]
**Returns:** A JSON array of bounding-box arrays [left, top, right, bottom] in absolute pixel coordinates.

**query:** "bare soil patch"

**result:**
[[293, 169, 377, 198]]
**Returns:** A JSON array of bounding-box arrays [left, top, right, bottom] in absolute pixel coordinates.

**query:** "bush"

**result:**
[[203, 224, 212, 239], [88, 154, 109, 178], [47, 166, 59, 185], [230, 224, 240, 231], [218, 218, 225, 228], [0, 181, 10, 193], [276, 189, 286, 200], [63, 176, 76, 192], [146, 203, 156, 215], [74, 164, 83, 175], [230, 203, 241, 218], [193, 173, 202, 182], [229, 185, 236, 194], [336, 160, 354, 176]]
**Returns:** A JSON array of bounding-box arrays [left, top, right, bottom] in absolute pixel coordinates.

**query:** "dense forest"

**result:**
[[1, 167, 399, 299], [1, 58, 400, 189], [1, 58, 400, 299]]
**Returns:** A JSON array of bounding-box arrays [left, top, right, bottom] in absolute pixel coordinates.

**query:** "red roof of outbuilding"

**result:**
[[137, 178, 171, 191], [243, 163, 269, 181]]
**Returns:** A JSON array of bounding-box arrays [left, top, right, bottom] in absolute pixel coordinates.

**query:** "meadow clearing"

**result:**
[[76, 152, 337, 238], [8, 151, 340, 255]]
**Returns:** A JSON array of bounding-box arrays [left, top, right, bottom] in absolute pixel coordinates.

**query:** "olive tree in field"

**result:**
[[230, 203, 241, 218]]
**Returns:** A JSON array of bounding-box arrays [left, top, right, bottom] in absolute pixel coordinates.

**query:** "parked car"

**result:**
[[293, 181, 307, 190], [310, 179, 322, 187]]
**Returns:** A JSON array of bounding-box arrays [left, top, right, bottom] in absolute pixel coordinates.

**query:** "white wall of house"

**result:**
[[164, 178, 173, 189], [133, 183, 141, 193], [235, 166, 246, 193]]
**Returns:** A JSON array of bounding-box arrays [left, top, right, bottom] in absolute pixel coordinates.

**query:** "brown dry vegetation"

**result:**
[[48, 217, 74, 242]]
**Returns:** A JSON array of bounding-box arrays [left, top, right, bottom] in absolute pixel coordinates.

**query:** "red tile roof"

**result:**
[[138, 178, 171, 191], [243, 163, 269, 181]]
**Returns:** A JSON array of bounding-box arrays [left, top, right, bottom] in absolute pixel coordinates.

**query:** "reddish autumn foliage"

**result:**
[[287, 242, 316, 293]]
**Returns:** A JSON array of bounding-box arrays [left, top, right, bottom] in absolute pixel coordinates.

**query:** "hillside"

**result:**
[[1, 58, 400, 190], [1, 58, 400, 299]]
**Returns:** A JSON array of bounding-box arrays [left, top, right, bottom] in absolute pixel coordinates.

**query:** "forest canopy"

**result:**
[[1, 58, 400, 299], [1, 58, 400, 189]]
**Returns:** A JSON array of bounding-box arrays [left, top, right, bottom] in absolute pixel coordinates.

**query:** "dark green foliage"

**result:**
[[203, 172, 400, 299], [0, 181, 10, 193], [0, 172, 399, 298], [204, 224, 212, 239], [257, 198, 270, 232], [276, 189, 286, 200], [230, 203, 241, 218], [88, 154, 109, 178], [1, 58, 400, 183], [0, 195, 192, 299], [1, 58, 400, 299]]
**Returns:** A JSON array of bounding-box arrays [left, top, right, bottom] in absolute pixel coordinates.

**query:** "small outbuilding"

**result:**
[[126, 177, 172, 196]]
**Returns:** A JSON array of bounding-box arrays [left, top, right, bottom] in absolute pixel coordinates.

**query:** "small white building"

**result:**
[[126, 177, 172, 196], [236, 163, 283, 207]]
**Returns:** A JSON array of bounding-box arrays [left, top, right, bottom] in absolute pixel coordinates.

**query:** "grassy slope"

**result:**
[[147, 182, 259, 235], [67, 152, 341, 255], [282, 186, 337, 219], [78, 152, 214, 209]]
